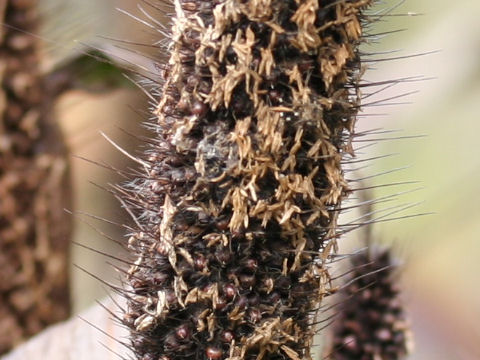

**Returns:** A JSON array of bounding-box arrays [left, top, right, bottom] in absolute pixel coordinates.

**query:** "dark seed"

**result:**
[[197, 211, 210, 224], [184, 167, 197, 181], [141, 354, 156, 360], [166, 291, 178, 306], [235, 295, 248, 310], [215, 247, 231, 265], [226, 46, 237, 63], [243, 258, 258, 272], [215, 218, 229, 231], [205, 346, 222, 359], [268, 89, 282, 103], [179, 49, 194, 63], [267, 291, 281, 303], [133, 335, 148, 349], [176, 220, 190, 232], [367, 309, 381, 322], [152, 273, 168, 285], [177, 97, 189, 111], [182, 2, 197, 12], [275, 276, 291, 291], [239, 274, 256, 288], [248, 308, 262, 323], [343, 335, 358, 351], [231, 228, 244, 239], [163, 104, 174, 116], [186, 75, 199, 89], [194, 254, 207, 271], [375, 328, 392, 342], [123, 312, 136, 326], [248, 294, 260, 306], [150, 181, 164, 193], [166, 155, 184, 167], [131, 278, 146, 290], [203, 283, 214, 292], [298, 60, 314, 72], [221, 330, 234, 343], [215, 296, 228, 311], [204, 46, 215, 57], [223, 284, 236, 300], [164, 334, 179, 351], [175, 324, 191, 340], [191, 100, 208, 117]]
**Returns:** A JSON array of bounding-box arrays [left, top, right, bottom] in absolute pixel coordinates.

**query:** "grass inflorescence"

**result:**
[[113, 1, 383, 359], [325, 248, 412, 360]]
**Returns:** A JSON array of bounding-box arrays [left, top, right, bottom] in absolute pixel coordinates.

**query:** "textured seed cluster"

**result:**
[[327, 249, 412, 360], [0, 0, 71, 354], [122, 0, 373, 359]]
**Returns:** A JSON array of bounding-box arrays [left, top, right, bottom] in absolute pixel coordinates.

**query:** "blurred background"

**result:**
[[36, 0, 480, 359]]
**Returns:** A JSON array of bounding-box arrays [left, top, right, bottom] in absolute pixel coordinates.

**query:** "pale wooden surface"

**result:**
[[1, 296, 130, 360]]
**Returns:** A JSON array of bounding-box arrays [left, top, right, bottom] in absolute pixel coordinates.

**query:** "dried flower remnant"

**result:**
[[120, 0, 374, 359], [326, 249, 412, 360], [0, 0, 71, 354]]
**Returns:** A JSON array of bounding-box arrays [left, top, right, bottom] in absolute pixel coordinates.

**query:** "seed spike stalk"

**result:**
[[116, 1, 400, 359]]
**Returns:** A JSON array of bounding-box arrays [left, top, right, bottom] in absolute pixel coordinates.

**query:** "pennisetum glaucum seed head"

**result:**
[[119, 0, 378, 359], [325, 248, 413, 360]]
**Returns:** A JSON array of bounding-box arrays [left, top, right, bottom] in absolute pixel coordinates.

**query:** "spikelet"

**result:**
[[325, 248, 412, 360], [120, 1, 374, 359], [0, 0, 71, 354]]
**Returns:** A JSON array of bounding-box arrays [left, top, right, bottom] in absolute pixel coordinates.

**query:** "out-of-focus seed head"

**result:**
[[326, 249, 413, 360]]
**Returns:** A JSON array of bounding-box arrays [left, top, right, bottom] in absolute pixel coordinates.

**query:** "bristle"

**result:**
[[118, 0, 382, 359], [324, 248, 412, 360], [0, 0, 71, 354]]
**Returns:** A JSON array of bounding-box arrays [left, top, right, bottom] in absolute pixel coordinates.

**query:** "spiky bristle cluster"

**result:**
[[326, 249, 412, 360], [0, 0, 71, 354], [121, 1, 373, 359]]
